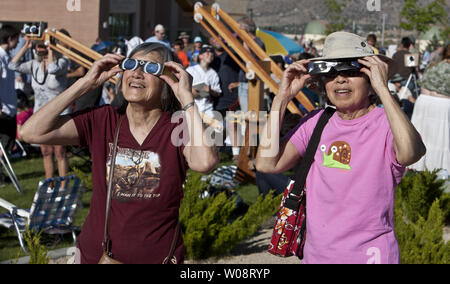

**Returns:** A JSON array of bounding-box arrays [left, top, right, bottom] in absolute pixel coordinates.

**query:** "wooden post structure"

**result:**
[[234, 60, 271, 183], [23, 26, 118, 85], [193, 3, 317, 183]]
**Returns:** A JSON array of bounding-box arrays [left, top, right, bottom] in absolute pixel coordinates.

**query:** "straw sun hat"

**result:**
[[310, 31, 392, 64]]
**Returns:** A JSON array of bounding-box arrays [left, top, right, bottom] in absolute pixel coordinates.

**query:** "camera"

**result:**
[[404, 53, 419, 68], [22, 22, 47, 38]]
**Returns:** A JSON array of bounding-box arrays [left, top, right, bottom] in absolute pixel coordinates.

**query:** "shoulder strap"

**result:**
[[285, 107, 335, 209], [102, 115, 182, 263], [102, 115, 125, 257]]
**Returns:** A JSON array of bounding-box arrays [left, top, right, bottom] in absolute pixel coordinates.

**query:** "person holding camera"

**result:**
[[255, 32, 425, 264], [389, 37, 414, 80], [9, 33, 70, 183]]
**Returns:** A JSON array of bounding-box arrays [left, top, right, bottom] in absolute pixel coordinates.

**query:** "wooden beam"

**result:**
[[217, 8, 315, 113], [195, 6, 302, 115]]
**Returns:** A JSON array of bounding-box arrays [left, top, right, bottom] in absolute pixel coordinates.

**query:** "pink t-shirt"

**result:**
[[288, 107, 405, 264]]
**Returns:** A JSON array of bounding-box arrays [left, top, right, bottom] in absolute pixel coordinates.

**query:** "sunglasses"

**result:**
[[322, 69, 363, 79], [307, 60, 362, 76], [120, 58, 164, 76]]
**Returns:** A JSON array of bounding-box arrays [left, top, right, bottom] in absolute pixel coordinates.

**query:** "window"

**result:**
[[109, 13, 135, 41]]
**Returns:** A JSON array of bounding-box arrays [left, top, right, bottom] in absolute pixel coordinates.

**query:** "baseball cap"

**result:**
[[154, 24, 165, 32], [194, 36, 202, 43]]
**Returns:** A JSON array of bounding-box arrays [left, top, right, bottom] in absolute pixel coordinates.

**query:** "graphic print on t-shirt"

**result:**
[[320, 141, 352, 170], [106, 143, 161, 201]]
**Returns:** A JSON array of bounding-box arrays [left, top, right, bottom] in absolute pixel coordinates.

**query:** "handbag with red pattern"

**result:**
[[268, 107, 335, 259]]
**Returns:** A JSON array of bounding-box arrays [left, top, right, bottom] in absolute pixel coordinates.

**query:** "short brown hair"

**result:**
[[443, 44, 450, 60]]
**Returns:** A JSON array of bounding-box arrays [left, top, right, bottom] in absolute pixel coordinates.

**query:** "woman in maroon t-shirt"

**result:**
[[19, 43, 220, 263]]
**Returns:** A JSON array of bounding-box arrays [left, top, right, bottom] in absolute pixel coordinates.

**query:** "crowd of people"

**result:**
[[0, 19, 448, 191], [0, 17, 448, 264]]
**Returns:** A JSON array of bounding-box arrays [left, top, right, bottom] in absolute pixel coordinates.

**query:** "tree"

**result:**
[[400, 0, 448, 38], [324, 0, 351, 34]]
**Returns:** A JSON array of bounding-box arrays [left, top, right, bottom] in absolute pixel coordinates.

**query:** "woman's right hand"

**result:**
[[278, 60, 312, 101], [24, 36, 32, 49], [82, 54, 124, 91]]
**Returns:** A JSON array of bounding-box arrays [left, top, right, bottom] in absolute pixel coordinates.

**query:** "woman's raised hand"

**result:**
[[160, 61, 194, 107], [358, 56, 390, 96], [278, 59, 312, 101], [83, 54, 124, 91]]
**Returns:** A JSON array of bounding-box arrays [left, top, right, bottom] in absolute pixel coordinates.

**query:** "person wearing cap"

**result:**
[[178, 31, 193, 55], [188, 36, 203, 66], [388, 37, 414, 80], [145, 24, 171, 49], [256, 31, 425, 264], [186, 45, 222, 120]]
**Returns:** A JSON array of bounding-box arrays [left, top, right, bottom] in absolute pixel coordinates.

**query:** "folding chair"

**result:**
[[0, 142, 24, 194], [0, 175, 84, 252]]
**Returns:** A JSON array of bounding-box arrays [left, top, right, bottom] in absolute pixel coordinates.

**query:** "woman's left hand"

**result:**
[[160, 61, 194, 107], [358, 56, 390, 96]]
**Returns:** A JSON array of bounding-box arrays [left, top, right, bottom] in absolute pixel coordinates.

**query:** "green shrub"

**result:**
[[180, 173, 281, 260], [395, 200, 450, 264], [394, 169, 450, 264], [397, 169, 447, 223], [71, 166, 92, 191], [22, 227, 50, 264]]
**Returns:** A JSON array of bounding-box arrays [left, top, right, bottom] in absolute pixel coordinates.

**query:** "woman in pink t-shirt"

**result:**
[[256, 32, 426, 264]]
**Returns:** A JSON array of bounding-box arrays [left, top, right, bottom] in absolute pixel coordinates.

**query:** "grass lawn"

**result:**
[[0, 151, 94, 262], [0, 149, 259, 262]]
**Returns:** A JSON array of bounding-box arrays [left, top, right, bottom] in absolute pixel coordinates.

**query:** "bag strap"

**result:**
[[103, 115, 125, 257], [162, 222, 181, 264], [285, 107, 336, 210], [102, 115, 182, 263]]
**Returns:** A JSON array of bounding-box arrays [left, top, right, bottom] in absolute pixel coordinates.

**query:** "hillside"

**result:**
[[247, 0, 450, 35]]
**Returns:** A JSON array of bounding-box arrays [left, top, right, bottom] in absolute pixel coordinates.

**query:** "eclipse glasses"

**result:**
[[307, 60, 362, 76], [22, 22, 47, 38], [120, 58, 164, 76]]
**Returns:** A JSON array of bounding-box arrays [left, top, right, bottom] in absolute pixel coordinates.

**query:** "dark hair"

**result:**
[[16, 89, 31, 110], [0, 25, 20, 44], [59, 28, 71, 37], [119, 42, 181, 113], [443, 44, 450, 60], [173, 38, 184, 48], [401, 37, 411, 49], [367, 34, 377, 43]]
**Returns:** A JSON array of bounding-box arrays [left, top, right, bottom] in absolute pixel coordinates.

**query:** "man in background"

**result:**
[[366, 34, 379, 54], [186, 45, 222, 123], [0, 25, 20, 186], [145, 24, 171, 49]]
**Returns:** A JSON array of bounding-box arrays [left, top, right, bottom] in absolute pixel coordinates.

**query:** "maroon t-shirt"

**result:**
[[72, 106, 188, 264]]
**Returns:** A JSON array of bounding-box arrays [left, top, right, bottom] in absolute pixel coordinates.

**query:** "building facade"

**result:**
[[0, 0, 248, 48]]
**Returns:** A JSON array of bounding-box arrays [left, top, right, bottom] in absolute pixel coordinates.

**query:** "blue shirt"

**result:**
[[144, 36, 171, 49], [0, 46, 17, 116]]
